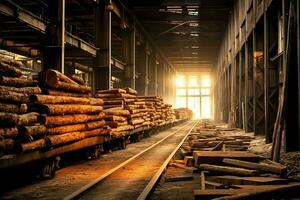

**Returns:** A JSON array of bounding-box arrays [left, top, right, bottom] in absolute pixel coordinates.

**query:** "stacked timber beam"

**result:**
[[95, 88, 134, 138], [174, 108, 193, 120], [0, 56, 42, 156], [168, 120, 293, 200], [24, 69, 108, 151]]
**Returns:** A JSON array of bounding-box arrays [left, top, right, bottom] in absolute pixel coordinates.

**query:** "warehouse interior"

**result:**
[[1, 0, 300, 199]]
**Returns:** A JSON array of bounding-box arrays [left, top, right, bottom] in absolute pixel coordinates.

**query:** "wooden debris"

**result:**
[[199, 164, 259, 176]]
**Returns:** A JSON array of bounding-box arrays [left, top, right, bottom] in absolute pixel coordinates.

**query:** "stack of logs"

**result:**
[[0, 56, 42, 155], [174, 108, 193, 120], [24, 69, 108, 151], [95, 88, 135, 137]]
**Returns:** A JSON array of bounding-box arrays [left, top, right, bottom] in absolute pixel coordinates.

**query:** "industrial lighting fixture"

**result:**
[[105, 0, 114, 11], [120, 7, 128, 30]]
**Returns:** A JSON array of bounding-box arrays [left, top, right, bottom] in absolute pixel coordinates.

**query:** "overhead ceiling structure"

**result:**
[[126, 0, 233, 71]]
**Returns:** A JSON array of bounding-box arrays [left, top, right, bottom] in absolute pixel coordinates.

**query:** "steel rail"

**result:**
[[64, 120, 196, 200]]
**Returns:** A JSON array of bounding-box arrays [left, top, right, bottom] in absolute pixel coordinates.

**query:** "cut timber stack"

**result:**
[[26, 69, 108, 150], [95, 88, 134, 137], [174, 108, 193, 120], [0, 56, 42, 156]]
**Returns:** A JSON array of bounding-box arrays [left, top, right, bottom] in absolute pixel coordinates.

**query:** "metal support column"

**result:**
[[124, 20, 135, 89], [42, 0, 65, 73], [94, 2, 112, 91]]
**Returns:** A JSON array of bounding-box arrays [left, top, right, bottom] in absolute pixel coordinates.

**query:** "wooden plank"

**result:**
[[209, 175, 289, 185], [222, 158, 287, 174], [199, 164, 259, 176], [193, 151, 262, 166], [194, 189, 255, 200], [165, 175, 194, 182]]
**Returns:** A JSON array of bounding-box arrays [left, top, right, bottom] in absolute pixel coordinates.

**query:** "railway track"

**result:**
[[64, 120, 198, 200]]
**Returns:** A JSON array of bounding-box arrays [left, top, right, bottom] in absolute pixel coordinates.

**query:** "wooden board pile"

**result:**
[[95, 88, 135, 137], [171, 120, 293, 200], [0, 56, 43, 156], [174, 108, 193, 120], [23, 69, 108, 152]]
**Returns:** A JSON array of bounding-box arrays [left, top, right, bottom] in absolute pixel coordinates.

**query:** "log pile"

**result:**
[[25, 69, 108, 150], [174, 108, 193, 120], [0, 56, 43, 155], [95, 88, 134, 137]]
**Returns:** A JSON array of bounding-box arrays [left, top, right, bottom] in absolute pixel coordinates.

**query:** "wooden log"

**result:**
[[20, 139, 47, 152], [111, 125, 134, 132], [129, 112, 146, 118], [83, 128, 110, 137], [103, 105, 124, 109], [103, 108, 130, 116], [70, 75, 85, 85], [209, 175, 289, 185], [0, 56, 23, 68], [0, 86, 41, 95], [48, 132, 85, 146], [104, 115, 127, 122], [95, 93, 136, 98], [105, 121, 128, 128], [96, 88, 126, 94], [41, 112, 105, 126], [103, 100, 124, 105], [89, 98, 104, 105], [45, 69, 78, 85], [2, 138, 15, 151], [0, 90, 28, 103], [31, 104, 103, 115], [199, 164, 259, 176], [193, 151, 262, 166], [110, 130, 129, 137], [46, 80, 91, 94], [0, 61, 23, 77], [47, 120, 106, 135], [222, 158, 287, 175], [0, 127, 18, 138], [213, 183, 300, 200], [193, 189, 256, 200], [0, 76, 37, 87], [20, 125, 47, 137], [86, 120, 106, 130], [0, 103, 27, 113], [130, 118, 144, 125], [18, 112, 40, 126], [123, 87, 137, 94], [0, 112, 19, 125], [29, 94, 90, 104], [45, 89, 90, 98]]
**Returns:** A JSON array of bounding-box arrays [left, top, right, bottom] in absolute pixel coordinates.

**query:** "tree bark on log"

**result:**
[[20, 139, 47, 152], [44, 69, 78, 85], [96, 88, 126, 94], [18, 112, 40, 126], [0, 103, 27, 113], [123, 87, 137, 95], [0, 86, 41, 95], [105, 121, 128, 128], [41, 112, 105, 126], [0, 76, 37, 87], [104, 115, 127, 122], [199, 164, 259, 176], [83, 128, 110, 137], [31, 104, 103, 115], [48, 132, 85, 146], [89, 98, 104, 105], [29, 94, 90, 105], [103, 105, 124, 109], [130, 118, 144, 125], [95, 93, 136, 98], [103, 100, 124, 105], [110, 130, 129, 137], [47, 120, 105, 135], [70, 75, 85, 85], [0, 127, 18, 138], [20, 125, 47, 137], [103, 108, 130, 116], [0, 90, 28, 103], [46, 80, 91, 94], [111, 125, 134, 132], [45, 89, 90, 98], [0, 62, 23, 77]]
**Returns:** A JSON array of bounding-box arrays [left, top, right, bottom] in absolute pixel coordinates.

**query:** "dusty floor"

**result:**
[[0, 122, 190, 200]]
